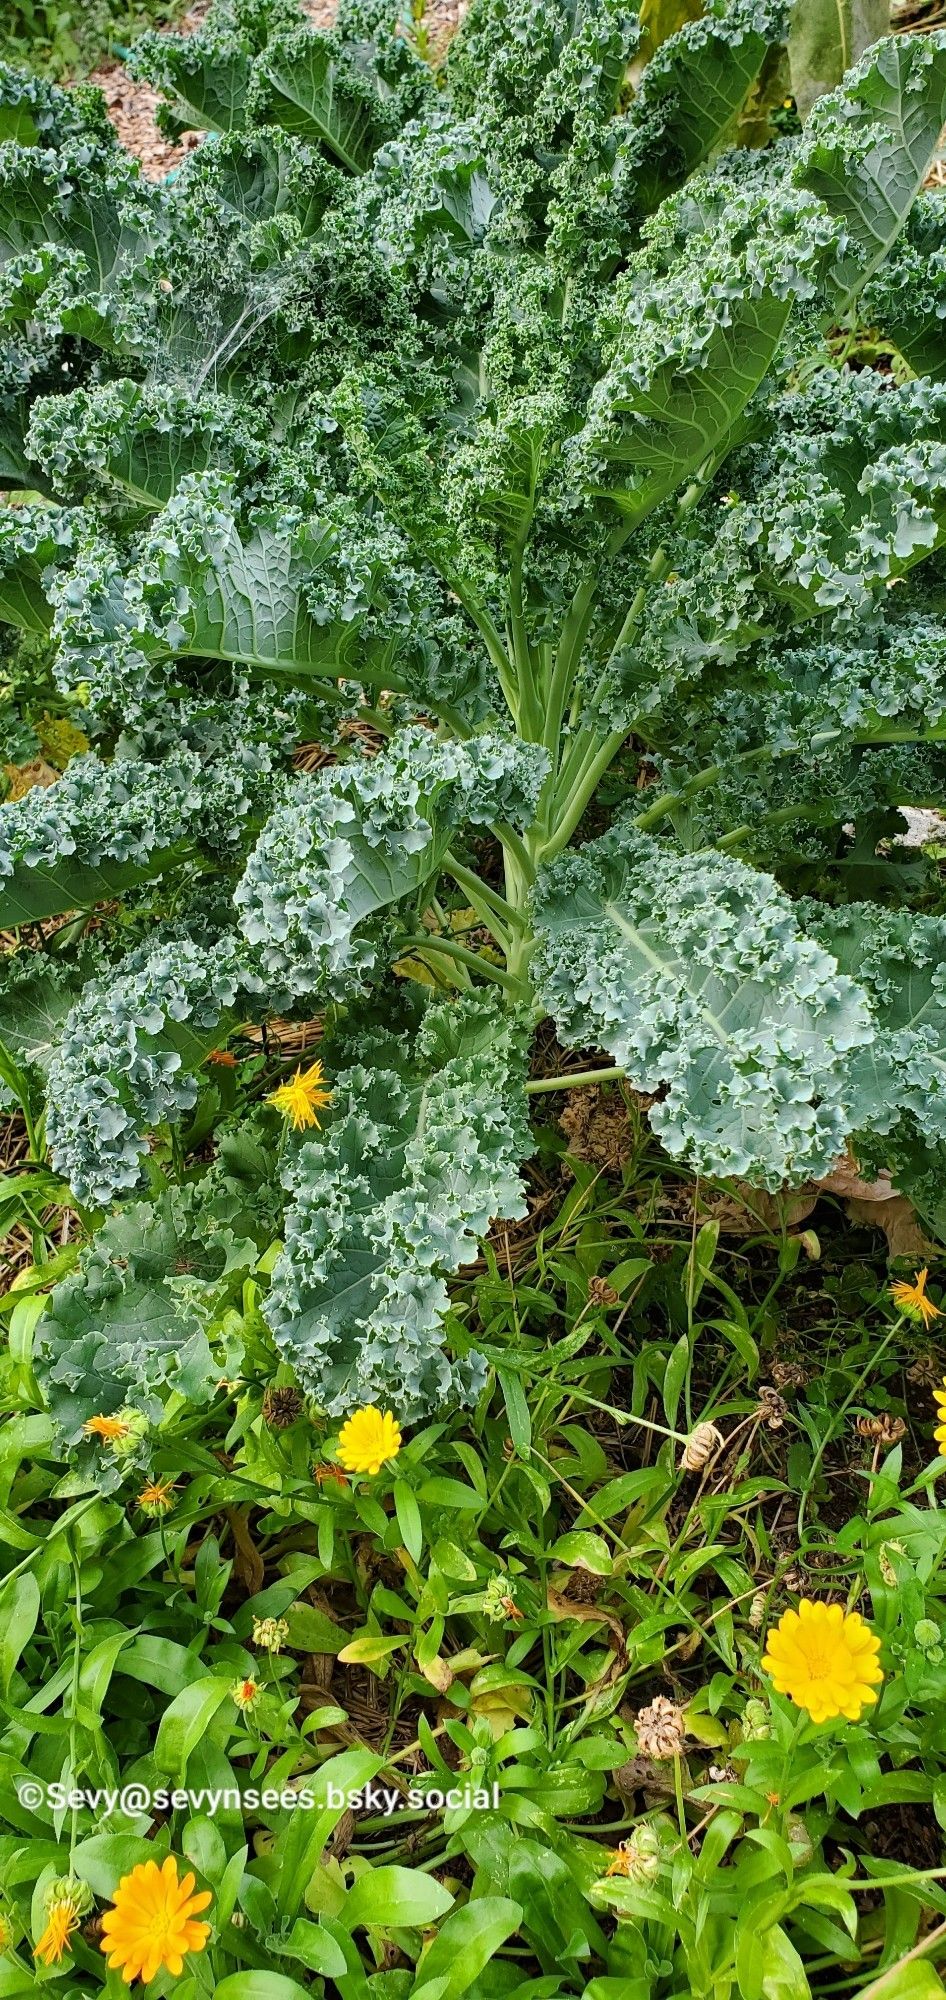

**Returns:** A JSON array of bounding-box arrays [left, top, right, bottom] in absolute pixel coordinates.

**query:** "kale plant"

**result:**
[[3, 0, 946, 1426]]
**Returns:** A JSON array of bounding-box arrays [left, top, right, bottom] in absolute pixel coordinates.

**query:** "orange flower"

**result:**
[[100, 1856, 212, 1985], [137, 1478, 176, 1516], [34, 1887, 83, 1966], [84, 1414, 130, 1443]]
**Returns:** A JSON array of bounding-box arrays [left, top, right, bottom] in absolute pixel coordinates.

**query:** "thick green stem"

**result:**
[[540, 730, 627, 862], [526, 1063, 626, 1095], [509, 553, 543, 740], [400, 932, 523, 995], [441, 852, 523, 955]]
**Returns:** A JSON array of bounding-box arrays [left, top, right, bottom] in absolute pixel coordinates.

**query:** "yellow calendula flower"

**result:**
[[933, 1377, 946, 1458], [268, 1058, 332, 1132], [336, 1406, 402, 1476], [100, 1855, 212, 1986], [761, 1599, 883, 1723], [33, 1884, 85, 1967], [231, 1675, 261, 1712], [84, 1413, 131, 1443], [137, 1477, 177, 1516], [890, 1266, 942, 1329]]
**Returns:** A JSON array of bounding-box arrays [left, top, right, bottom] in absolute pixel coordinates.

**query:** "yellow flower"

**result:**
[[100, 1855, 212, 1985], [0, 1912, 10, 1952], [934, 1377, 946, 1458], [231, 1675, 261, 1712], [336, 1406, 402, 1476], [761, 1599, 883, 1723], [84, 1413, 130, 1443], [890, 1267, 942, 1328], [268, 1059, 332, 1132], [136, 1477, 176, 1516], [33, 1888, 82, 1966]]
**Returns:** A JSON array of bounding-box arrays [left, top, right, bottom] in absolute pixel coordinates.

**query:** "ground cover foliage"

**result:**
[[2, 0, 946, 1991]]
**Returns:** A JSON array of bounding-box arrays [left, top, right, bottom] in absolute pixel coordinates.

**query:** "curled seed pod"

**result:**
[[679, 1422, 723, 1472], [263, 1385, 304, 1429], [758, 1386, 787, 1429], [771, 1359, 808, 1390], [748, 1588, 767, 1629], [588, 1275, 619, 1307], [634, 1694, 686, 1760], [856, 1413, 907, 1444]]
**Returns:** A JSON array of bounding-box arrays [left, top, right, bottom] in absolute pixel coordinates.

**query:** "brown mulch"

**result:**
[[88, 0, 466, 180]]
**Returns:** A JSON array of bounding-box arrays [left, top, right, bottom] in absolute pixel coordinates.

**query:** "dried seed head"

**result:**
[[855, 1413, 906, 1444], [708, 1763, 737, 1783], [588, 1275, 619, 1308], [252, 1616, 289, 1655], [771, 1359, 808, 1391], [907, 1351, 942, 1387], [634, 1694, 686, 1760], [263, 1384, 304, 1429], [748, 1588, 767, 1629], [680, 1422, 723, 1472], [758, 1386, 788, 1430]]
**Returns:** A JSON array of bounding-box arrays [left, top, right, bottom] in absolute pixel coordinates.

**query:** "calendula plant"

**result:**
[[2, 0, 946, 1439]]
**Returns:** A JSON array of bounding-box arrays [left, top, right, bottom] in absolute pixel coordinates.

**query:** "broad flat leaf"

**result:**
[[798, 34, 946, 311], [0, 848, 182, 929], [789, 0, 889, 119], [410, 1898, 524, 1999], [251, 33, 387, 172], [341, 1867, 454, 1931], [532, 825, 874, 1188]]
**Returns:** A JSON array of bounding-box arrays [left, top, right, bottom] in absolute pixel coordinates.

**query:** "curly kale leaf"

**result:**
[[46, 471, 454, 712], [532, 825, 874, 1187], [266, 993, 531, 1418], [129, 0, 302, 137], [0, 63, 113, 151], [44, 930, 257, 1206], [625, 0, 791, 215], [0, 505, 77, 634], [235, 727, 548, 999], [805, 902, 946, 1152], [35, 1179, 264, 1445], [0, 691, 292, 927], [797, 34, 946, 313], [25, 382, 266, 512]]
